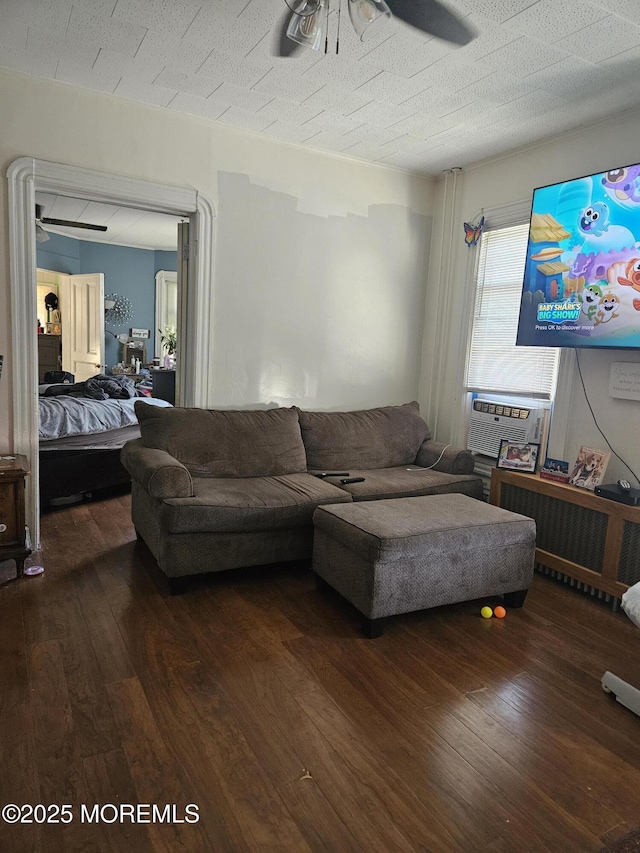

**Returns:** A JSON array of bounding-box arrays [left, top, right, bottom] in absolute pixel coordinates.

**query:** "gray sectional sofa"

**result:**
[[121, 401, 483, 592]]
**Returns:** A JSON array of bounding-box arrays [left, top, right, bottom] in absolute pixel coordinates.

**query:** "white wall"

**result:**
[[0, 68, 435, 451], [421, 114, 640, 485]]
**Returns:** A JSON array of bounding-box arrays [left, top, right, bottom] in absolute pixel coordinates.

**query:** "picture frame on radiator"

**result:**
[[496, 440, 540, 473], [539, 457, 570, 483], [569, 446, 610, 491]]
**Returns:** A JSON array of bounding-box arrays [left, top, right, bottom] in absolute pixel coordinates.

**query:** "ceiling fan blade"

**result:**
[[386, 0, 476, 45], [273, 9, 305, 56], [41, 217, 108, 232]]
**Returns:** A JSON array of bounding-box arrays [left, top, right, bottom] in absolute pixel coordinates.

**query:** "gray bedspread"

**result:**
[[39, 396, 172, 441]]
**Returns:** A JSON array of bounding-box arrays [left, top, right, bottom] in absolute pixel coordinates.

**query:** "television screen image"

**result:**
[[516, 162, 640, 349]]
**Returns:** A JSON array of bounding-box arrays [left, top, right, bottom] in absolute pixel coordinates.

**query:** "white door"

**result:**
[[59, 273, 105, 381]]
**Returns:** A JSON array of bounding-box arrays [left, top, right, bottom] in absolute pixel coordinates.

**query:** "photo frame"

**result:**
[[539, 457, 570, 483], [568, 446, 611, 491], [496, 440, 540, 473]]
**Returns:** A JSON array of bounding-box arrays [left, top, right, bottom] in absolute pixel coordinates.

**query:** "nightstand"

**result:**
[[152, 369, 176, 404], [0, 455, 31, 578]]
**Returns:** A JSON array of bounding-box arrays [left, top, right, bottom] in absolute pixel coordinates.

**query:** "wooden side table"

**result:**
[[0, 455, 31, 578]]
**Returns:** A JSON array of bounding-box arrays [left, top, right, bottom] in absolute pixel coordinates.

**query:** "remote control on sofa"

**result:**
[[341, 477, 365, 484]]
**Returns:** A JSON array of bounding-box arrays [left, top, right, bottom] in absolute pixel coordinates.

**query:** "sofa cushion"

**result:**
[[160, 473, 352, 533], [135, 403, 306, 478], [315, 466, 483, 501], [297, 402, 430, 471]]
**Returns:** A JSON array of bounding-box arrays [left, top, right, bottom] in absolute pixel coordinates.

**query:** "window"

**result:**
[[465, 221, 559, 399]]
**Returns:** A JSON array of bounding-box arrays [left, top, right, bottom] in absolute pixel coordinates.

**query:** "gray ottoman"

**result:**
[[312, 493, 536, 637]]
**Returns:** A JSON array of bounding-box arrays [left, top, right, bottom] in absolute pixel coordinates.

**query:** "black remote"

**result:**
[[315, 472, 349, 478], [340, 477, 365, 484]]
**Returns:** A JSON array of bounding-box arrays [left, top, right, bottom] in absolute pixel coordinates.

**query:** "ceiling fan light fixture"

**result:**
[[348, 0, 391, 41], [35, 222, 50, 243], [286, 0, 327, 50]]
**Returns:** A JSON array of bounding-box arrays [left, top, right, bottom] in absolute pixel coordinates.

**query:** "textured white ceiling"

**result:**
[[4, 0, 640, 175], [36, 192, 181, 249]]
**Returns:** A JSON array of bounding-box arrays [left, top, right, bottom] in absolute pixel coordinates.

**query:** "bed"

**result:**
[[39, 380, 172, 508]]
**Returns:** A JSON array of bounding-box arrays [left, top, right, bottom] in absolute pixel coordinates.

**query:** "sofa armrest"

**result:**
[[121, 439, 193, 499], [414, 439, 476, 475]]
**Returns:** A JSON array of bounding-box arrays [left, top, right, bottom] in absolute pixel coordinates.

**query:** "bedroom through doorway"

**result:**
[[34, 195, 184, 510], [9, 156, 214, 549]]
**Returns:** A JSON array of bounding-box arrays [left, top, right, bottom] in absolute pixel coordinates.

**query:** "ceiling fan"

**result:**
[[275, 0, 476, 57], [35, 203, 108, 243]]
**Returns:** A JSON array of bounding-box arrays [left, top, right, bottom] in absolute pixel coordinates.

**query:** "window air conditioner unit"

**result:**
[[467, 396, 551, 459]]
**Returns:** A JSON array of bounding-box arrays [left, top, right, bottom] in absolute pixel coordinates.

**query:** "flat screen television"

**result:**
[[516, 161, 640, 349]]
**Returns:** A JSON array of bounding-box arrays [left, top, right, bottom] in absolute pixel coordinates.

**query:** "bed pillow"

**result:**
[[296, 402, 431, 471], [135, 403, 307, 478]]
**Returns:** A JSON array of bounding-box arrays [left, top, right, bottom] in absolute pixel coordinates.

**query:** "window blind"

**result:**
[[464, 222, 559, 399]]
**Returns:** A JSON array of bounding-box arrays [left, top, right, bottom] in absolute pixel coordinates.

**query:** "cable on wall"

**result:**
[[575, 350, 639, 485]]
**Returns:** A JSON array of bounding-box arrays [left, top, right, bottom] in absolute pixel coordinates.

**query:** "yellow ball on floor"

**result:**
[[494, 606, 506, 619], [480, 606, 493, 619]]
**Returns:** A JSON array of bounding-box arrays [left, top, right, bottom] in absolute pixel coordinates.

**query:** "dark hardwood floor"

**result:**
[[1, 493, 639, 852]]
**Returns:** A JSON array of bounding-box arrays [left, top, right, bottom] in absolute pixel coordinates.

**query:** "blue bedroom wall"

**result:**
[[36, 232, 81, 274], [37, 236, 177, 370], [81, 242, 155, 368], [154, 250, 177, 275]]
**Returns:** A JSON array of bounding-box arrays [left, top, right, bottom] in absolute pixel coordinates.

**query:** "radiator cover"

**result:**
[[491, 469, 640, 598]]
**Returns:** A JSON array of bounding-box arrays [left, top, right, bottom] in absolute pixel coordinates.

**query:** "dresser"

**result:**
[[37, 333, 62, 382], [0, 455, 31, 578]]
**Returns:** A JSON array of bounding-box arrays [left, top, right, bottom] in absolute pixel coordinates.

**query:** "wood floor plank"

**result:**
[[27, 638, 105, 853], [286, 634, 557, 852], [468, 687, 639, 828], [28, 639, 83, 804], [171, 661, 314, 852], [69, 564, 135, 685], [105, 676, 208, 853], [440, 602, 640, 749], [56, 593, 121, 759], [82, 748, 155, 853], [0, 702, 39, 853], [183, 596, 437, 852], [0, 578, 29, 712], [493, 671, 640, 777]]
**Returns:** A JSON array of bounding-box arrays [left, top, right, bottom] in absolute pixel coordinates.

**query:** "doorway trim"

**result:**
[[7, 157, 215, 548]]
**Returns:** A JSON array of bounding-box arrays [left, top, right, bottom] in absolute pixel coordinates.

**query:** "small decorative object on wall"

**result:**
[[105, 293, 133, 328], [463, 215, 484, 247], [130, 328, 150, 339], [539, 457, 570, 483], [496, 439, 540, 473], [569, 446, 611, 490]]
